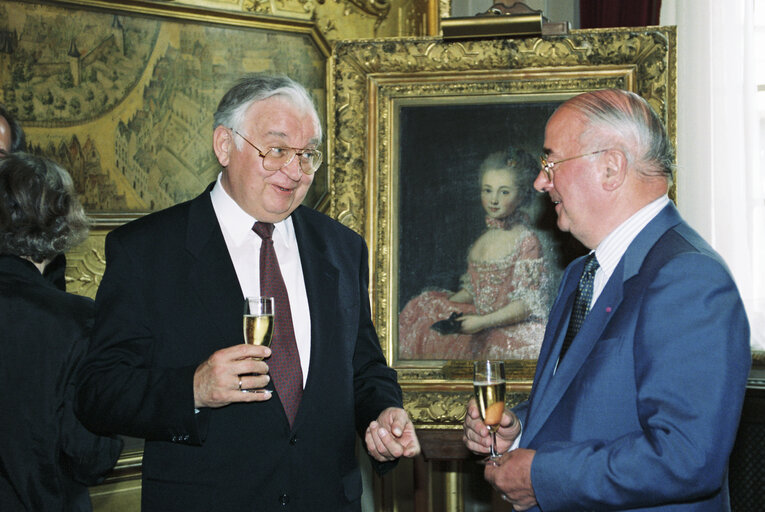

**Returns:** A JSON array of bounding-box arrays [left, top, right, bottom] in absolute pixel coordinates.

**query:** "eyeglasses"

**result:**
[[233, 130, 322, 175], [539, 149, 608, 182]]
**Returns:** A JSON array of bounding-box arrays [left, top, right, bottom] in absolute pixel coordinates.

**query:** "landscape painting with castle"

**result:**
[[0, 0, 327, 213]]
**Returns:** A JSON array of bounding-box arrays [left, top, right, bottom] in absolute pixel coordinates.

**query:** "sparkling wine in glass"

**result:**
[[473, 360, 506, 464], [243, 296, 274, 352]]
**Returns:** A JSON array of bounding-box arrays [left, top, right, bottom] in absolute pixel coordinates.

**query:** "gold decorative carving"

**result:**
[[342, 0, 390, 18], [403, 390, 530, 427], [243, 0, 315, 19], [65, 240, 106, 300], [66, 214, 142, 299], [329, 27, 676, 427]]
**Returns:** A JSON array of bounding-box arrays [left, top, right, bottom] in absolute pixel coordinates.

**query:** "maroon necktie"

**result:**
[[252, 222, 303, 426]]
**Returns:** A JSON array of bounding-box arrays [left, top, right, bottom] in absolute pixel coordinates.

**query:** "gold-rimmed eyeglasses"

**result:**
[[539, 149, 608, 182], [233, 129, 322, 175]]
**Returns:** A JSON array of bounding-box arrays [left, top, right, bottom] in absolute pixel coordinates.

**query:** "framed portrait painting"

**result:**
[[329, 27, 676, 429]]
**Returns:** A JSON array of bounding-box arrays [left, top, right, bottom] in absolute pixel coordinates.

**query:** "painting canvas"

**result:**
[[0, 0, 329, 299], [0, 0, 329, 214], [395, 97, 580, 363]]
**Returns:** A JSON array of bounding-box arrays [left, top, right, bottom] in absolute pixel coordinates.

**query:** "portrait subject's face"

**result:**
[[481, 168, 520, 220], [216, 96, 318, 223], [535, 107, 607, 248]]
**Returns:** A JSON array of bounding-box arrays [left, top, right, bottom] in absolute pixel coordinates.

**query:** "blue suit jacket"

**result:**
[[515, 203, 750, 511]]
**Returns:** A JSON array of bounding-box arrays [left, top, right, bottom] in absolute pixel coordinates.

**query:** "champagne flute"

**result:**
[[241, 296, 273, 393], [243, 296, 274, 353], [473, 360, 506, 465]]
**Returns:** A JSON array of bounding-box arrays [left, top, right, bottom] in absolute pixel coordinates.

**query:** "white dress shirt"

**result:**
[[590, 194, 671, 306], [210, 174, 311, 386]]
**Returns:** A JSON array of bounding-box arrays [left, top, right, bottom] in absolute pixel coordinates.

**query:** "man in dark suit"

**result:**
[[76, 74, 419, 511], [463, 89, 751, 511]]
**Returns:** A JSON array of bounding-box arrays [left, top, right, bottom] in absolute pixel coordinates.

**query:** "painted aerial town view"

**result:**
[[0, 1, 326, 212]]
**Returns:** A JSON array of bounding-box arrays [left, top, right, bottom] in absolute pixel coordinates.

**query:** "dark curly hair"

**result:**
[[0, 153, 90, 262]]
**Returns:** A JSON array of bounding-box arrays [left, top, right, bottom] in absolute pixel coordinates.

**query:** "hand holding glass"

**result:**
[[473, 360, 506, 465]]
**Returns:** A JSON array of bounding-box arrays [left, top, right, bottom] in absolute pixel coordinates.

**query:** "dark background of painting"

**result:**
[[397, 100, 586, 312]]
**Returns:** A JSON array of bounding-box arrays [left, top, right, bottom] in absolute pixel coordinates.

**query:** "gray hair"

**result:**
[[0, 152, 90, 262], [478, 146, 539, 209], [562, 89, 674, 181], [213, 74, 322, 149]]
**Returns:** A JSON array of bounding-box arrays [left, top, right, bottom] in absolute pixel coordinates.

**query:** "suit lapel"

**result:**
[[185, 188, 243, 349], [523, 265, 579, 416], [289, 207, 339, 429], [522, 203, 684, 444]]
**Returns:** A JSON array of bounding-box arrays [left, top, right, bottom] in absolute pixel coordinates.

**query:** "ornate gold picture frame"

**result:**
[[329, 27, 676, 430]]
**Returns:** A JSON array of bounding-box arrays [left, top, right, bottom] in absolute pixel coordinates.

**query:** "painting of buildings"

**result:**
[[0, 0, 327, 212]]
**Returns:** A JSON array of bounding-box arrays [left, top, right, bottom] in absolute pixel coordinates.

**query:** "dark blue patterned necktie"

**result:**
[[559, 253, 599, 361], [253, 222, 302, 426]]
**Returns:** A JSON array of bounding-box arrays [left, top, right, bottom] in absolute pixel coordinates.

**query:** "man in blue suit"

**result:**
[[76, 74, 419, 511], [463, 89, 750, 511]]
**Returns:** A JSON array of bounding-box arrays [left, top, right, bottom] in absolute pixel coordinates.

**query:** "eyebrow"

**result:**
[[264, 130, 320, 147]]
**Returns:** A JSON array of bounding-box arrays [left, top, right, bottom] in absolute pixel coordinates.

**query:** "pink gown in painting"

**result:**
[[399, 222, 549, 361]]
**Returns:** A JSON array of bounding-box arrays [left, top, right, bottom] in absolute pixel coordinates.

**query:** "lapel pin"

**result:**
[[606, 307, 612, 313]]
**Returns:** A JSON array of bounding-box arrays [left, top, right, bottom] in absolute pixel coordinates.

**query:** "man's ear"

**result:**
[[213, 125, 232, 167], [602, 149, 628, 191]]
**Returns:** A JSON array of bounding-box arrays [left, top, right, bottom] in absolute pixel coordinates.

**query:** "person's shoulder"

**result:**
[[35, 286, 95, 334], [293, 205, 363, 242], [655, 220, 723, 263], [643, 220, 734, 280], [108, 192, 205, 243]]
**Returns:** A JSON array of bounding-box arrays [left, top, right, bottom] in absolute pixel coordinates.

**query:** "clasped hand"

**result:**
[[193, 344, 272, 408], [365, 407, 421, 462]]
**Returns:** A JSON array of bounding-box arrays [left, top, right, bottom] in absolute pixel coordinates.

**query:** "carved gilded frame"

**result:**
[[329, 27, 677, 430]]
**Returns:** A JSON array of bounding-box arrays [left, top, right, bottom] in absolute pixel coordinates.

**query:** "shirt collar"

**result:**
[[594, 195, 670, 279], [210, 173, 296, 248]]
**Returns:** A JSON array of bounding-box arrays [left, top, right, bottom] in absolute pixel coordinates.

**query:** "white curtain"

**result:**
[[662, 0, 765, 350]]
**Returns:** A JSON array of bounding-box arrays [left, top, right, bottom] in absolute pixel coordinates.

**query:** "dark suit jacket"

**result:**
[[514, 203, 751, 511], [0, 255, 122, 512], [76, 188, 403, 511]]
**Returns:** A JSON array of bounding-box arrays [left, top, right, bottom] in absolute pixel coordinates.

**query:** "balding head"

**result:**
[[562, 89, 674, 183]]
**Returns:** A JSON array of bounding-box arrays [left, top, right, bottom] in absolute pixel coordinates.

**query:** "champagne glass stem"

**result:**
[[490, 430, 498, 459]]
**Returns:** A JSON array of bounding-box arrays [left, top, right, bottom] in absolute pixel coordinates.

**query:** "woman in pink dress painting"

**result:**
[[399, 147, 549, 360]]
